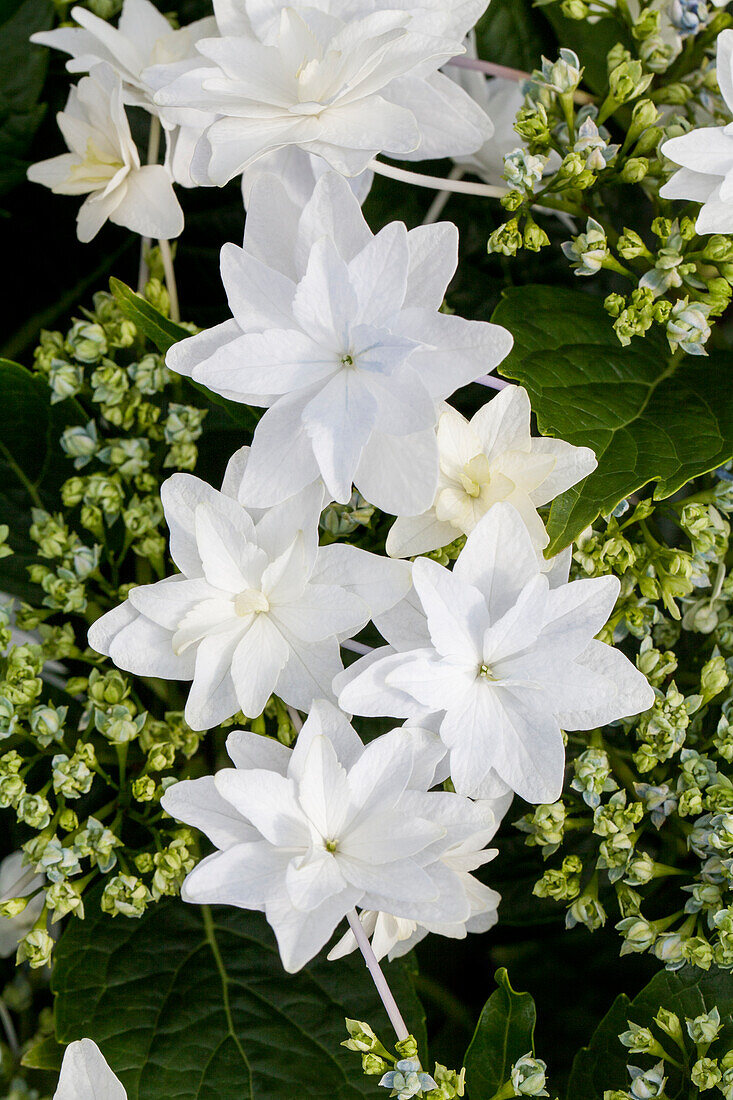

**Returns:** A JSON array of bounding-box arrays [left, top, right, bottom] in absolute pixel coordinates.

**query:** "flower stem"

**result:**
[[368, 158, 508, 200], [346, 910, 409, 1042], [0, 1002, 18, 1059], [342, 639, 374, 656], [475, 375, 510, 391], [158, 237, 180, 322], [138, 115, 161, 293], [286, 705, 303, 733]]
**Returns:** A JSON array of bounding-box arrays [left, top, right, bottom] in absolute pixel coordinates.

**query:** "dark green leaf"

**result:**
[[109, 278, 191, 353], [464, 968, 537, 1099], [475, 0, 555, 72], [492, 286, 733, 553], [0, 0, 52, 179], [567, 966, 733, 1099], [53, 892, 426, 1100]]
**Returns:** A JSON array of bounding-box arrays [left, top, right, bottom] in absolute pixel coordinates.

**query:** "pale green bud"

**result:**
[[48, 361, 83, 404], [691, 1057, 721, 1090], [488, 218, 523, 256], [511, 1054, 548, 1096], [16, 929, 54, 969], [46, 880, 84, 922], [0, 897, 29, 919], [66, 320, 107, 363], [60, 422, 98, 469], [628, 1061, 666, 1098], [17, 793, 52, 829], [100, 874, 151, 918], [132, 776, 157, 802], [29, 704, 66, 748], [561, 0, 589, 16], [128, 353, 170, 395], [608, 60, 653, 105], [667, 295, 711, 354], [686, 1008, 721, 1046], [616, 916, 656, 954]]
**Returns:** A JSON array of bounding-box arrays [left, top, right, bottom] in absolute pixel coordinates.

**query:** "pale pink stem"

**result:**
[[446, 54, 531, 83], [286, 705, 303, 732], [476, 375, 510, 390], [347, 911, 410, 1042], [342, 639, 374, 655]]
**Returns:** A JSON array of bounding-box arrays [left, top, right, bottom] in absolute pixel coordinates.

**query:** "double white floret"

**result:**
[[161, 700, 504, 972], [167, 171, 513, 514], [88, 448, 409, 729], [27, 65, 183, 242], [338, 503, 655, 803], [150, 0, 494, 186]]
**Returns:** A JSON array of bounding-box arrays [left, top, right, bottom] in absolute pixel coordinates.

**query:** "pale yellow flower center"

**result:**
[[234, 589, 270, 617], [68, 139, 124, 188]]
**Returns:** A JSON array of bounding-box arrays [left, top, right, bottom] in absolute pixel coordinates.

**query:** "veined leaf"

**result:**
[[492, 286, 733, 553], [464, 968, 537, 1099], [53, 892, 426, 1100]]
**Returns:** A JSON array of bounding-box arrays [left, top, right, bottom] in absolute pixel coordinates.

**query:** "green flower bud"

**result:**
[[511, 1054, 548, 1096], [98, 437, 151, 478], [566, 893, 606, 932], [343, 1019, 391, 1058], [524, 220, 550, 252], [0, 897, 30, 919], [58, 808, 78, 832], [605, 293, 626, 318], [66, 320, 107, 363], [17, 793, 52, 830], [616, 916, 656, 954], [0, 775, 25, 809], [628, 1061, 666, 1098], [132, 776, 157, 802], [90, 361, 129, 407], [48, 361, 83, 404], [60, 422, 99, 469], [395, 1035, 419, 1060], [46, 880, 84, 922], [691, 1057, 721, 1090], [51, 752, 94, 798], [608, 60, 653, 106], [654, 1008, 683, 1044], [619, 158, 649, 184], [500, 190, 526, 212], [16, 929, 54, 969], [362, 1053, 390, 1075], [683, 936, 714, 970], [686, 1008, 721, 1046], [100, 874, 151, 918], [703, 236, 733, 264], [164, 404, 207, 445], [701, 654, 728, 701], [561, 0, 589, 17], [88, 668, 130, 707], [128, 354, 170, 395], [134, 852, 154, 874], [164, 441, 198, 471], [488, 218, 523, 256], [29, 704, 67, 748]]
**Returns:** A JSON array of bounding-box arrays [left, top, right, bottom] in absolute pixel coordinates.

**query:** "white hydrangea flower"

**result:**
[[386, 386, 597, 558], [328, 785, 510, 962], [54, 1039, 126, 1100], [337, 502, 655, 804], [162, 699, 500, 972], [167, 171, 513, 515], [660, 30, 733, 233], [27, 65, 183, 242], [0, 852, 45, 959], [88, 448, 410, 729], [32, 0, 217, 111], [151, 0, 494, 186]]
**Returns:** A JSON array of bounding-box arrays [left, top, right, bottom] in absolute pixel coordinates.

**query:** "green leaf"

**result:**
[[567, 966, 733, 1099], [464, 968, 537, 1099], [475, 0, 555, 72], [109, 278, 191, 353], [21, 1035, 64, 1072], [53, 892, 426, 1100], [492, 286, 733, 553]]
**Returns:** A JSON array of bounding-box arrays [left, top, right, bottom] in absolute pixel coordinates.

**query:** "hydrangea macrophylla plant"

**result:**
[[161, 699, 500, 972], [26, 65, 183, 242], [149, 0, 495, 187], [660, 30, 733, 233], [54, 1039, 126, 1100], [87, 448, 410, 728], [166, 171, 513, 514], [328, 786, 510, 962], [338, 503, 655, 803], [385, 385, 597, 558]]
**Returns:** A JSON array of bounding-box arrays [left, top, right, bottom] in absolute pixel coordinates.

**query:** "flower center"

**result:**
[[68, 139, 125, 189], [478, 663, 498, 681], [325, 838, 339, 853], [459, 453, 492, 498], [340, 352, 355, 368], [234, 589, 270, 617]]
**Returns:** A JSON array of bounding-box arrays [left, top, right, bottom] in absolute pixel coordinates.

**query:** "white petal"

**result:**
[[161, 776, 258, 849], [412, 555, 488, 662], [231, 614, 291, 718], [453, 502, 540, 618], [310, 544, 411, 618], [55, 1039, 126, 1100], [225, 729, 292, 774], [109, 164, 183, 239], [355, 427, 439, 516]]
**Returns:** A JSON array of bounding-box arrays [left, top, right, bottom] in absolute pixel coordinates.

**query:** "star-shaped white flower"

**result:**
[[660, 30, 733, 233], [328, 784, 510, 962], [161, 699, 494, 972], [386, 386, 597, 558], [27, 65, 183, 242], [166, 171, 513, 515], [150, 0, 494, 186], [88, 448, 410, 729], [54, 1039, 126, 1100], [337, 503, 655, 803]]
